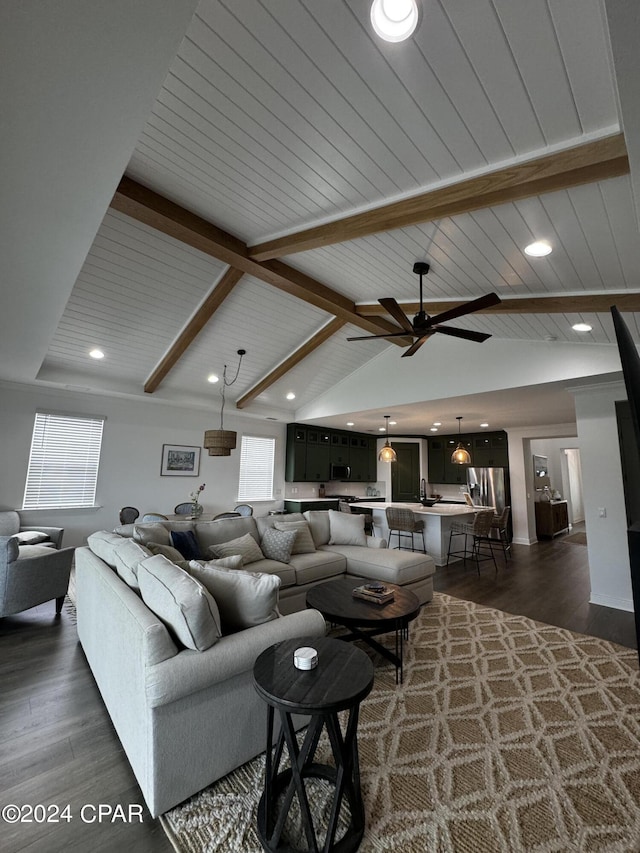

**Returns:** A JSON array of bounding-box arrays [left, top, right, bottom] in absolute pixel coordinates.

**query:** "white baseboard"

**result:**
[[590, 592, 635, 613], [512, 536, 537, 546]]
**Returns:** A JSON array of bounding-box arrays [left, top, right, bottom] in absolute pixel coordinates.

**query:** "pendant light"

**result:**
[[203, 349, 245, 456], [451, 416, 471, 465], [378, 415, 397, 462]]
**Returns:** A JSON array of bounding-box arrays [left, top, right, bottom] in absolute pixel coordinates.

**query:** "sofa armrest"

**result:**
[[20, 525, 64, 549], [366, 535, 387, 549], [145, 608, 327, 707]]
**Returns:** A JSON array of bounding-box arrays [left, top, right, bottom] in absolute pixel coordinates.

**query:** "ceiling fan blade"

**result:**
[[434, 325, 491, 343], [379, 298, 415, 334], [427, 292, 501, 326], [346, 331, 412, 341], [401, 335, 431, 357]]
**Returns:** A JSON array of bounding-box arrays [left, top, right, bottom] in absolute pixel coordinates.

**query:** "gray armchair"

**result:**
[[0, 510, 74, 617], [0, 510, 64, 549]]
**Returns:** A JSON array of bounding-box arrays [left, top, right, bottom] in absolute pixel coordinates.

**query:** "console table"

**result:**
[[253, 636, 374, 853], [535, 500, 570, 539]]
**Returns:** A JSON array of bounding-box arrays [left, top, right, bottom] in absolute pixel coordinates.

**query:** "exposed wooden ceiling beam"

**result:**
[[248, 133, 629, 261], [144, 266, 244, 394], [356, 291, 640, 317], [111, 177, 403, 343], [236, 318, 346, 409]]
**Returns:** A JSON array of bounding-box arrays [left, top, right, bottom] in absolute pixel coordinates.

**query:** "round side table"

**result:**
[[253, 636, 374, 853]]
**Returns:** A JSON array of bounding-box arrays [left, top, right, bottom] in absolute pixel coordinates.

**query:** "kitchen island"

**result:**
[[355, 502, 490, 566]]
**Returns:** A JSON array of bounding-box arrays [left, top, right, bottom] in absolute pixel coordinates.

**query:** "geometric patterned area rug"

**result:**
[[160, 592, 640, 853]]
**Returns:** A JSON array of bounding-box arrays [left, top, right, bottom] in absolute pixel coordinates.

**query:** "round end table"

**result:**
[[253, 636, 374, 853]]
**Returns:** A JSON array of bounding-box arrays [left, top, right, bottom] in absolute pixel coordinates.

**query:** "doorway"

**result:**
[[391, 442, 420, 502]]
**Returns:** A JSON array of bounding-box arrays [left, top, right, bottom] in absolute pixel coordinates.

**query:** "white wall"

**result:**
[[0, 381, 286, 547], [572, 381, 633, 611]]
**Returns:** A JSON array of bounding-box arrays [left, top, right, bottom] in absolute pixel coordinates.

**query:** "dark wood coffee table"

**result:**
[[253, 636, 374, 853], [306, 577, 420, 684]]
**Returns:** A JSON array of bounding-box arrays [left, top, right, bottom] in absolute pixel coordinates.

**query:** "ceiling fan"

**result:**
[[348, 262, 502, 357]]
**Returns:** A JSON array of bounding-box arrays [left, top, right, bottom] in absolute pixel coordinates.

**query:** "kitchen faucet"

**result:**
[[419, 478, 427, 500]]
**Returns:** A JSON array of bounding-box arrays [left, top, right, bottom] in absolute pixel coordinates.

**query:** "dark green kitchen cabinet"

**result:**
[[286, 424, 376, 483], [428, 430, 508, 484]]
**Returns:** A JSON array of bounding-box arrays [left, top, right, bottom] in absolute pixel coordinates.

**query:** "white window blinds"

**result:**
[[237, 435, 275, 501], [23, 412, 105, 509]]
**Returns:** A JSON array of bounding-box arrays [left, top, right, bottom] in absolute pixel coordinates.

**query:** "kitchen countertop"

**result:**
[[354, 501, 486, 516]]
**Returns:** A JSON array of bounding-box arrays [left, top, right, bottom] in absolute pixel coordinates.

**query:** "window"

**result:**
[[23, 412, 105, 509], [237, 435, 275, 501]]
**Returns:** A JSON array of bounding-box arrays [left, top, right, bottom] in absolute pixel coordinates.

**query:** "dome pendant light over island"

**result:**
[[451, 416, 471, 465], [378, 415, 397, 462]]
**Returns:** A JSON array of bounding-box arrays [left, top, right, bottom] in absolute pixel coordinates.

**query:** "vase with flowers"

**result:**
[[189, 483, 206, 519]]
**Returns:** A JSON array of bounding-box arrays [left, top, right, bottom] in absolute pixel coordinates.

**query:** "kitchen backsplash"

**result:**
[[284, 481, 385, 499]]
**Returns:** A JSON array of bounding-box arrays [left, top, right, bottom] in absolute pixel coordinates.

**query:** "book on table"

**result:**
[[352, 583, 394, 604]]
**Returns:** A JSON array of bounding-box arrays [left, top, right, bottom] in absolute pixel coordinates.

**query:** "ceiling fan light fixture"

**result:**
[[370, 0, 418, 42], [524, 240, 552, 257], [378, 415, 397, 462], [451, 416, 471, 465]]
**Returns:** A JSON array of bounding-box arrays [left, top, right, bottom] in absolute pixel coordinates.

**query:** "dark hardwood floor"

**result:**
[[1, 528, 636, 852]]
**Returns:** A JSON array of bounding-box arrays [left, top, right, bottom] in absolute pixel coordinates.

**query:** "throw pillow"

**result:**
[[15, 530, 49, 545], [137, 555, 221, 651], [209, 532, 264, 565], [187, 563, 280, 633], [170, 529, 201, 561], [188, 555, 244, 571], [147, 542, 185, 563], [260, 527, 297, 563], [328, 509, 367, 547], [133, 523, 171, 548], [112, 538, 153, 590], [274, 520, 316, 554]]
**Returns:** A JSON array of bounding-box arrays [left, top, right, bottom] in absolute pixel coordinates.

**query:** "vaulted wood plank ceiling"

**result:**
[[37, 0, 640, 423]]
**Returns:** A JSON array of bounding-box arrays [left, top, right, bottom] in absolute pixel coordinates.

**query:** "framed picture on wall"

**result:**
[[161, 444, 201, 477]]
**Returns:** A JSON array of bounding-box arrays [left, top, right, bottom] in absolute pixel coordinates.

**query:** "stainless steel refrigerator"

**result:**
[[466, 467, 507, 514]]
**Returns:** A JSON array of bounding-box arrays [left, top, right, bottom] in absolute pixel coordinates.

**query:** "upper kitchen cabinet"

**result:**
[[471, 433, 509, 467], [428, 431, 508, 484], [286, 424, 376, 482]]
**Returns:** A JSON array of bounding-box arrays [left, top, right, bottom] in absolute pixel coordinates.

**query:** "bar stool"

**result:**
[[385, 507, 426, 552], [447, 509, 497, 574], [491, 506, 511, 560]]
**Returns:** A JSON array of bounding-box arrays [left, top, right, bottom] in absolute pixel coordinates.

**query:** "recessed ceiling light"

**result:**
[[430, 427, 438, 432], [379, 427, 386, 432], [572, 322, 592, 332], [207, 373, 219, 383], [286, 392, 296, 400], [370, 0, 418, 42], [524, 240, 552, 257], [89, 348, 104, 359], [433, 422, 441, 426], [389, 420, 397, 425], [346, 421, 354, 426], [480, 422, 489, 428]]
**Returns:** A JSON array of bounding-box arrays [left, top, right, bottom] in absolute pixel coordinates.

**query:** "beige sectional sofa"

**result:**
[[75, 510, 435, 816], [114, 510, 436, 611]]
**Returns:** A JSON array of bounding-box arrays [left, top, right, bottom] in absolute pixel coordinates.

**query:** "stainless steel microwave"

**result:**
[[330, 463, 351, 480]]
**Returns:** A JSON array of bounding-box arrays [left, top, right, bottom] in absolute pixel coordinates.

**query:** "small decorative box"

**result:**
[[293, 646, 318, 670]]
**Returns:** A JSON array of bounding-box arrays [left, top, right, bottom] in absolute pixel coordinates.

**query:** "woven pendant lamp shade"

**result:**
[[203, 429, 237, 457]]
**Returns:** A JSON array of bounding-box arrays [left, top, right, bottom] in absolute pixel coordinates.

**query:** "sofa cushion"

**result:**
[[134, 523, 172, 548], [255, 513, 306, 539], [187, 562, 280, 633], [189, 555, 244, 571], [320, 544, 436, 585], [196, 517, 260, 554], [209, 532, 264, 565], [138, 555, 221, 651], [15, 530, 50, 545], [288, 550, 345, 586], [87, 530, 126, 569], [16, 543, 58, 559], [113, 538, 153, 590], [260, 527, 297, 563], [170, 529, 201, 560], [274, 520, 316, 554], [328, 510, 367, 547], [147, 542, 186, 563], [242, 557, 296, 589], [303, 511, 331, 548]]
